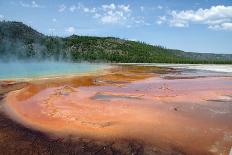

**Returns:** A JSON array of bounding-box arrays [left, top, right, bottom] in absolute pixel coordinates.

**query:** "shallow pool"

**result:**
[[0, 62, 109, 80]]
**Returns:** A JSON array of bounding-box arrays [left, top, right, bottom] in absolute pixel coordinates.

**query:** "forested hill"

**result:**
[[0, 21, 231, 64]]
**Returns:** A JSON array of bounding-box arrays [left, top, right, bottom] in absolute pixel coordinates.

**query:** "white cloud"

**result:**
[[0, 14, 4, 19], [63, 3, 147, 27], [209, 22, 232, 30], [100, 16, 115, 23], [52, 18, 57, 22], [58, 4, 66, 12], [159, 16, 166, 21], [79, 7, 95, 13], [65, 26, 76, 33], [157, 16, 166, 25], [94, 3, 131, 24], [83, 7, 90, 12], [72, 3, 96, 13], [170, 21, 187, 27], [20, 1, 43, 8], [102, 4, 116, 10], [48, 28, 55, 32], [58, 3, 97, 14], [167, 5, 232, 30], [91, 3, 149, 27], [208, 25, 220, 30], [131, 16, 150, 26], [118, 5, 130, 12], [221, 22, 232, 30], [156, 21, 162, 25], [31, 1, 39, 7], [157, 5, 163, 10], [69, 5, 76, 12], [140, 6, 144, 12]]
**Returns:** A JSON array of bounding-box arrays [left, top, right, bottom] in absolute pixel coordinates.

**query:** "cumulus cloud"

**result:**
[[58, 4, 66, 12], [20, 1, 43, 8], [209, 22, 232, 30], [92, 3, 149, 27], [167, 5, 232, 30], [65, 26, 76, 33], [57, 2, 148, 27], [102, 4, 116, 10], [83, 7, 96, 13], [69, 5, 77, 12], [118, 5, 130, 12], [94, 3, 131, 24], [131, 16, 150, 26], [221, 22, 232, 30], [57, 2, 130, 25], [100, 16, 119, 24], [69, 3, 96, 13], [157, 16, 166, 25]]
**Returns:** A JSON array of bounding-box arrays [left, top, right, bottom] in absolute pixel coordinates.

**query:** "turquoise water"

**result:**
[[0, 62, 109, 80]]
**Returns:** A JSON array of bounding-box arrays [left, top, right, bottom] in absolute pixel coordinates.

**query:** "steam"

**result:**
[[0, 38, 74, 62]]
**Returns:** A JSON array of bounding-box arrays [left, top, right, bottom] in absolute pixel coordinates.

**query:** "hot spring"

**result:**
[[1, 63, 232, 155], [0, 62, 110, 80]]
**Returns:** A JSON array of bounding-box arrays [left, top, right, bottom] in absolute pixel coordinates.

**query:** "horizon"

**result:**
[[0, 0, 232, 54]]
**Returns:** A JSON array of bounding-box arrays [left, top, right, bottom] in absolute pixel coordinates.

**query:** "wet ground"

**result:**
[[0, 64, 232, 155]]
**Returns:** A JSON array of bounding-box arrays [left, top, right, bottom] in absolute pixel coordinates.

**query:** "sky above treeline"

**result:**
[[0, 0, 232, 54]]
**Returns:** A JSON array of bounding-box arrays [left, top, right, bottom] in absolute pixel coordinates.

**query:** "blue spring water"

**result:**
[[0, 62, 109, 80]]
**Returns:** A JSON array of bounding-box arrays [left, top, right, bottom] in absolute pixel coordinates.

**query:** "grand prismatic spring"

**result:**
[[0, 63, 232, 155]]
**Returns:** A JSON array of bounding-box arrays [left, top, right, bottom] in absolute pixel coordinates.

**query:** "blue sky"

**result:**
[[0, 0, 232, 54]]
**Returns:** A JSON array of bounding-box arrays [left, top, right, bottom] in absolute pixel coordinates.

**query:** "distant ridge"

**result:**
[[0, 21, 231, 64]]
